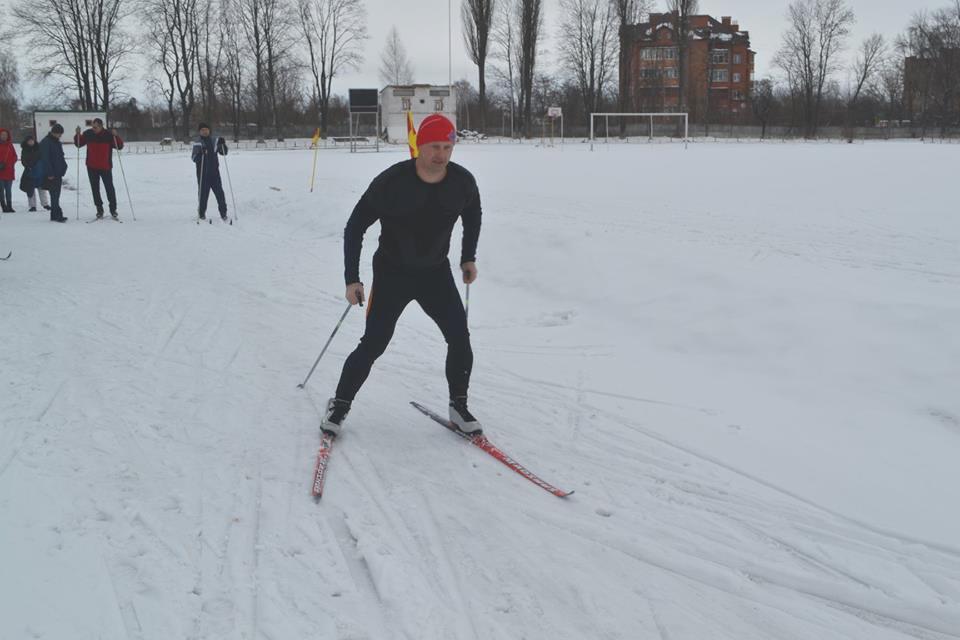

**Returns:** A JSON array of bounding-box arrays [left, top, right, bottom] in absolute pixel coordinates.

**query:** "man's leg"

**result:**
[[87, 168, 104, 214], [198, 177, 211, 218], [415, 266, 473, 401], [48, 178, 64, 220], [211, 174, 227, 217], [102, 170, 118, 214], [335, 271, 415, 402]]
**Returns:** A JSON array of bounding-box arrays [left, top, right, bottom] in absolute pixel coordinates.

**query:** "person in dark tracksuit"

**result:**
[[320, 114, 483, 437], [74, 118, 123, 219], [33, 124, 68, 223], [191, 122, 228, 221]]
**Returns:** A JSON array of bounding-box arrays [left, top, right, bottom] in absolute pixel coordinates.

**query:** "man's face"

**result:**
[[92, 121, 103, 133], [199, 127, 211, 137], [418, 141, 454, 170], [0, 131, 7, 142], [52, 131, 62, 139]]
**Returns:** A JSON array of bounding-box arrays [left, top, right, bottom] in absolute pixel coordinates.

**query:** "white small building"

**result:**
[[380, 85, 457, 144], [33, 111, 108, 145]]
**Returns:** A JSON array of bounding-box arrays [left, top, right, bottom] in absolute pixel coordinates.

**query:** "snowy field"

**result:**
[[1, 140, 959, 640]]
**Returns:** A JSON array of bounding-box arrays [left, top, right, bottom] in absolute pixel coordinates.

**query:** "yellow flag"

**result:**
[[311, 128, 321, 146], [406, 111, 418, 158]]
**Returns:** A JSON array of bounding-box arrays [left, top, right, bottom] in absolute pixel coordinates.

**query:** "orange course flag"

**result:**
[[406, 111, 418, 158], [311, 128, 320, 146]]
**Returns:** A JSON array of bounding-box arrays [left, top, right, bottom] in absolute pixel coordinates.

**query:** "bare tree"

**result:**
[[775, 0, 855, 137], [141, 0, 203, 140], [0, 51, 20, 127], [614, 0, 651, 136], [491, 0, 518, 136], [517, 0, 544, 137], [843, 33, 885, 140], [220, 0, 246, 140], [666, 0, 698, 114], [379, 26, 414, 85], [462, 0, 496, 132], [298, 0, 368, 137], [235, 0, 295, 139], [752, 78, 775, 138], [557, 0, 617, 119], [13, 0, 131, 110]]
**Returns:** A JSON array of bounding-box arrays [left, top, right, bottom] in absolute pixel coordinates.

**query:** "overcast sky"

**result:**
[[2, 0, 927, 106]]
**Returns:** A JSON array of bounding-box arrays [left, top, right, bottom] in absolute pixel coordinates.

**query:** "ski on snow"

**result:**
[[0, 251, 11, 260], [310, 432, 336, 501], [409, 401, 573, 498], [310, 403, 574, 500]]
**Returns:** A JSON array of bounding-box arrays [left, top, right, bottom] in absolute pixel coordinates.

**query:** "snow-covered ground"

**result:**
[[1, 140, 959, 640]]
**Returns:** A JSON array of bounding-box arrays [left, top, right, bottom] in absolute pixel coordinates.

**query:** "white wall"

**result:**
[[33, 112, 108, 145], [379, 86, 457, 144]]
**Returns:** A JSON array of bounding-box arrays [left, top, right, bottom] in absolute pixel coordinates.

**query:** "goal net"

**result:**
[[589, 112, 689, 150]]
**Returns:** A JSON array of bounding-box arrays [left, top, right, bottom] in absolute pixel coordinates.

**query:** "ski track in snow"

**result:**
[[1, 142, 959, 639]]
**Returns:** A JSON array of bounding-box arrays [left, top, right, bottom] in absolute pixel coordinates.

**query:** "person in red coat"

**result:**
[[74, 118, 124, 219], [0, 128, 19, 212]]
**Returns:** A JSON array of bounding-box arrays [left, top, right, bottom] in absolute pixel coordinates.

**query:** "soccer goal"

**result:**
[[589, 112, 689, 150]]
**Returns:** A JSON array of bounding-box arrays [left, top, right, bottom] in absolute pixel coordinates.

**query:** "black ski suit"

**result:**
[[334, 159, 482, 402]]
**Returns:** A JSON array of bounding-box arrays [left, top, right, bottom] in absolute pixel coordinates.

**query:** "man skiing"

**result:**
[[191, 123, 229, 222], [74, 118, 124, 219], [320, 113, 482, 437]]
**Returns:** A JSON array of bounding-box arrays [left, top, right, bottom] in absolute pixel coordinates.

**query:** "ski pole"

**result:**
[[112, 131, 136, 221], [75, 134, 81, 220], [297, 303, 355, 389], [222, 152, 239, 222], [197, 147, 205, 221]]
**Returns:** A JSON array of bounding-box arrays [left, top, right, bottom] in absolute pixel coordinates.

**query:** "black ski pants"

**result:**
[[335, 263, 472, 402], [87, 168, 117, 213], [197, 170, 227, 217]]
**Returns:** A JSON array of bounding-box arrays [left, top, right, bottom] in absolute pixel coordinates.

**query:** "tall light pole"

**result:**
[[448, 0, 452, 92]]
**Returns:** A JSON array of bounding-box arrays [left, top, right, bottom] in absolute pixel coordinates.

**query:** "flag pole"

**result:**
[[309, 128, 321, 192]]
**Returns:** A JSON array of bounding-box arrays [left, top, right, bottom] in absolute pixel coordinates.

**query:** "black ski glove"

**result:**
[[216, 137, 228, 156]]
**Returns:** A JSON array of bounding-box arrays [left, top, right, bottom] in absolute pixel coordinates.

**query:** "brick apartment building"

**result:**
[[904, 50, 960, 124], [623, 11, 756, 122]]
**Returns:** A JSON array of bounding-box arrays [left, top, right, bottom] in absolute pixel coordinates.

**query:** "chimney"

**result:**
[[722, 16, 731, 27], [732, 22, 739, 31]]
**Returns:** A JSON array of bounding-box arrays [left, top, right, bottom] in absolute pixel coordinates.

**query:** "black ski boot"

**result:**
[[321, 398, 352, 437], [449, 396, 482, 435]]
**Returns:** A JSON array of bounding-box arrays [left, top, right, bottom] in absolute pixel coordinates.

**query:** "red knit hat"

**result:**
[[416, 114, 457, 147]]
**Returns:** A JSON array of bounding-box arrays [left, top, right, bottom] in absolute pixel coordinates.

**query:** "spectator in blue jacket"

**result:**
[[33, 124, 68, 223]]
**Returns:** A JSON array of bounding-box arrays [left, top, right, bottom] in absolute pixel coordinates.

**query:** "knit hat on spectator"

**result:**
[[198, 122, 210, 131], [416, 114, 456, 147]]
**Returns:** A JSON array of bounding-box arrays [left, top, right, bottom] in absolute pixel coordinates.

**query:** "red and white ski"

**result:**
[[310, 432, 336, 500], [410, 401, 573, 498]]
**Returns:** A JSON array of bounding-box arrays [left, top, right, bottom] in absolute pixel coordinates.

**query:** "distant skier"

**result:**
[[191, 123, 229, 222], [19, 135, 50, 212], [320, 114, 483, 437], [33, 124, 68, 223], [0, 128, 19, 212], [74, 118, 124, 219]]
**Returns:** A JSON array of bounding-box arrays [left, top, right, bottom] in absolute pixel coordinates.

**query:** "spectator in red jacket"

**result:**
[[74, 118, 124, 219], [0, 128, 19, 212]]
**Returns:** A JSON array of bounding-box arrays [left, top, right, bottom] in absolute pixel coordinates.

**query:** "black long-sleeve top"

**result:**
[[343, 159, 482, 285]]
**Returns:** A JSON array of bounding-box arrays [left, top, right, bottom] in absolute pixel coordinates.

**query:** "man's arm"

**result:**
[[343, 187, 382, 286], [460, 178, 482, 267]]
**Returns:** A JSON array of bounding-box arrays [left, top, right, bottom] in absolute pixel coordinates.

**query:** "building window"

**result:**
[[710, 69, 729, 82], [733, 73, 741, 83], [434, 99, 445, 111], [401, 98, 412, 110], [640, 47, 679, 61], [710, 49, 730, 65], [429, 89, 451, 97], [392, 88, 415, 96], [733, 53, 742, 65], [664, 68, 678, 79], [732, 90, 744, 101]]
